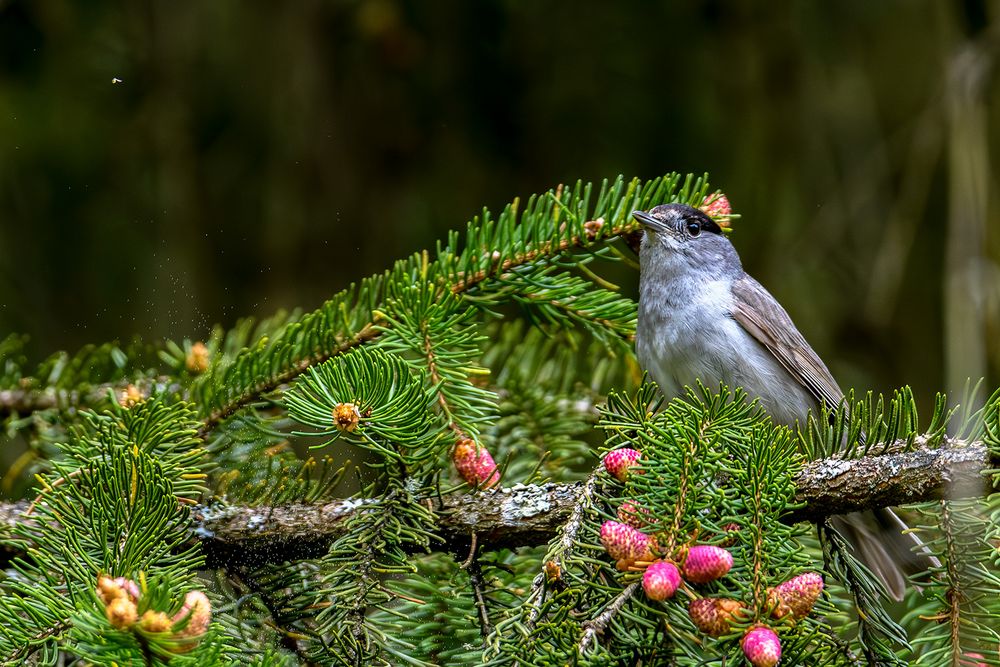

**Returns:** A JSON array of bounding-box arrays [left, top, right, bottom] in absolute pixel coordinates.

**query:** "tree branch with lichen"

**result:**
[[0, 438, 983, 570]]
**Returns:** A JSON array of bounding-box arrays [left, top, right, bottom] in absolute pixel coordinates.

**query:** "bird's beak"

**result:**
[[632, 210, 668, 233]]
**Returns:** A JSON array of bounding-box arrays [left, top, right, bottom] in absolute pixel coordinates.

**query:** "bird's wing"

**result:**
[[730, 275, 845, 410]]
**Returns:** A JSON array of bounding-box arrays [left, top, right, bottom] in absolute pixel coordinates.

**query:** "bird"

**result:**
[[632, 201, 921, 600]]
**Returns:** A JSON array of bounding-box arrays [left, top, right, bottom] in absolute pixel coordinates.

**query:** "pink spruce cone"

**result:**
[[683, 545, 733, 584], [599, 521, 653, 562], [642, 560, 681, 601], [452, 438, 500, 488], [688, 597, 743, 637], [617, 500, 651, 529], [741, 626, 782, 667], [771, 572, 823, 619], [602, 448, 641, 482], [700, 193, 732, 220]]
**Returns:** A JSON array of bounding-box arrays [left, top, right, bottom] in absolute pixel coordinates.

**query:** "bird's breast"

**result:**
[[636, 275, 817, 425]]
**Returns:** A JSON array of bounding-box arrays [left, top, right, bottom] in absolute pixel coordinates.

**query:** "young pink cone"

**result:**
[[600, 521, 653, 562], [642, 560, 681, 601], [772, 572, 823, 619], [688, 597, 743, 637], [682, 545, 733, 584], [700, 193, 732, 221], [453, 438, 500, 488], [741, 626, 782, 667], [617, 500, 651, 529], [602, 448, 641, 482]]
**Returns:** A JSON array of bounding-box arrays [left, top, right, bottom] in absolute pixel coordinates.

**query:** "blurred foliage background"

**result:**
[[0, 0, 998, 406]]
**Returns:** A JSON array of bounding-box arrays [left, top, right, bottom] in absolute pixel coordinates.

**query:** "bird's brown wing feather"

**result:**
[[730, 276, 845, 410]]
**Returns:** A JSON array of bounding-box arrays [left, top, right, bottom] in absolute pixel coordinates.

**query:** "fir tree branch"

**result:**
[[0, 387, 69, 413], [422, 325, 464, 438], [939, 501, 963, 664], [0, 377, 174, 417], [198, 323, 384, 437], [0, 439, 990, 569], [790, 437, 988, 522], [191, 438, 990, 566], [0, 178, 661, 432]]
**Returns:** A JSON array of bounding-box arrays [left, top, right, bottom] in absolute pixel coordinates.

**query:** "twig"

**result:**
[[524, 471, 599, 632], [467, 560, 494, 640], [578, 582, 640, 654], [939, 501, 964, 663], [459, 532, 479, 569]]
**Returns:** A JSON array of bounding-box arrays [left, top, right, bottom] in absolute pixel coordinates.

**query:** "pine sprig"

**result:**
[[490, 386, 836, 665], [375, 280, 496, 439], [465, 266, 637, 348], [284, 346, 444, 479], [0, 399, 224, 665], [902, 498, 1000, 666], [309, 490, 440, 666], [192, 172, 707, 436]]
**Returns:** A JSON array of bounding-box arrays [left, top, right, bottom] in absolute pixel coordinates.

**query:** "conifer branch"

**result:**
[[0, 387, 69, 413], [422, 327, 464, 438], [0, 438, 988, 570], [466, 560, 494, 640], [198, 323, 384, 436], [0, 198, 647, 430], [939, 501, 963, 663], [196, 217, 641, 437]]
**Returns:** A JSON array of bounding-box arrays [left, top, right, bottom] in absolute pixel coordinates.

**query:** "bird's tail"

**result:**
[[830, 508, 939, 601]]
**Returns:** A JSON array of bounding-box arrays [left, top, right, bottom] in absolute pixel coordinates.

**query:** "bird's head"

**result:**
[[632, 203, 740, 276]]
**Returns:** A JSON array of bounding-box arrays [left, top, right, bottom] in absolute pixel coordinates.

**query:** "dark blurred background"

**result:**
[[0, 0, 998, 403]]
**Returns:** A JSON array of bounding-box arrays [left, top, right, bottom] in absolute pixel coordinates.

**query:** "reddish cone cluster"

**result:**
[[452, 437, 500, 488], [768, 572, 823, 620], [683, 545, 734, 584], [95, 575, 212, 653], [741, 626, 782, 667], [643, 561, 681, 601], [700, 193, 733, 227], [688, 597, 744, 637], [602, 448, 641, 481], [599, 521, 654, 564]]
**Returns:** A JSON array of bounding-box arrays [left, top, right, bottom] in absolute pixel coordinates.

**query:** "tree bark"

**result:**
[[188, 438, 991, 567]]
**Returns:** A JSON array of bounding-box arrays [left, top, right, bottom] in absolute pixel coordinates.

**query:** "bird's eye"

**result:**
[[685, 220, 701, 237]]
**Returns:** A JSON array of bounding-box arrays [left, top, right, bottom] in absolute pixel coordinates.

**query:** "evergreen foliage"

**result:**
[[0, 172, 998, 665]]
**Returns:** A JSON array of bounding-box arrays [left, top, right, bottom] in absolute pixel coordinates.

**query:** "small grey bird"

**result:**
[[632, 202, 921, 600]]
